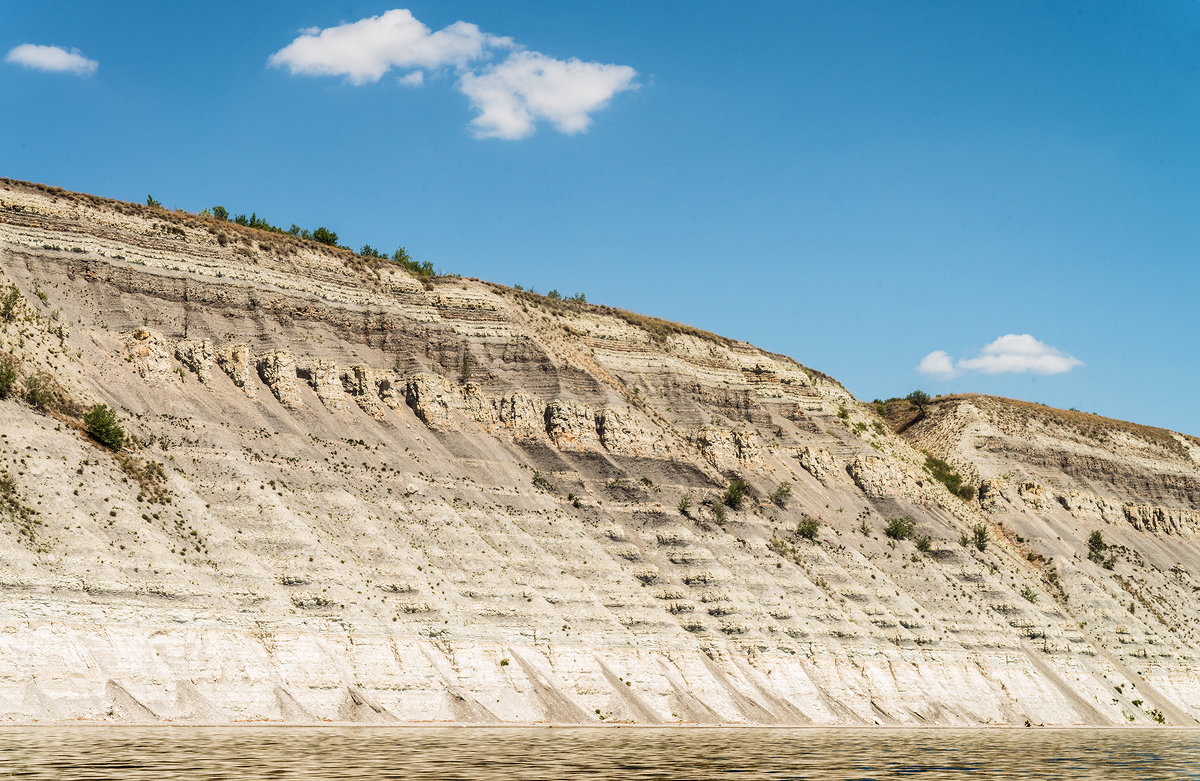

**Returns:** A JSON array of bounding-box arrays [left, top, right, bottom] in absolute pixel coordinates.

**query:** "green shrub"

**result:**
[[146, 195, 161, 208], [84, 404, 126, 451], [391, 247, 435, 280], [924, 455, 975, 501], [22, 372, 57, 411], [713, 504, 727, 526], [796, 516, 820, 541], [212, 205, 229, 221], [769, 482, 792, 508], [884, 516, 916, 541], [311, 226, 339, 246], [531, 471, 551, 491], [915, 534, 932, 553], [0, 285, 22, 323], [677, 494, 692, 518], [972, 523, 988, 552], [0, 356, 16, 399], [1020, 584, 1038, 603], [723, 478, 749, 509]]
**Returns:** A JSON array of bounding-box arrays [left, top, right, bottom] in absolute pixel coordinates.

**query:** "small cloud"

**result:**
[[916, 350, 957, 380], [268, 8, 508, 85], [5, 44, 98, 76], [459, 51, 637, 140], [918, 334, 1082, 379], [269, 8, 635, 140]]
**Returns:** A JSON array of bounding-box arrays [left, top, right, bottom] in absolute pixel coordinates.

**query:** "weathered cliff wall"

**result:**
[[1, 179, 1198, 725]]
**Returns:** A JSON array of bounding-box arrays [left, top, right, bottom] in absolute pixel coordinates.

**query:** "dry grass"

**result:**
[[938, 394, 1198, 457]]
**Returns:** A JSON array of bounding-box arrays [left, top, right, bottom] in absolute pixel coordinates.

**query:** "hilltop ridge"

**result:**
[[1, 178, 1198, 726]]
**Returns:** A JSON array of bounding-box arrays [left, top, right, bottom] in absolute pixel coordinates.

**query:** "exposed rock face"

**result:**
[[1123, 504, 1200, 536], [543, 399, 599, 451], [256, 351, 301, 408], [1, 179, 1199, 727], [216, 344, 254, 396], [173, 339, 213, 384]]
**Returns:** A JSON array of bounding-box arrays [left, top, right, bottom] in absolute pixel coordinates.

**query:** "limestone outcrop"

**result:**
[[1, 178, 1199, 727]]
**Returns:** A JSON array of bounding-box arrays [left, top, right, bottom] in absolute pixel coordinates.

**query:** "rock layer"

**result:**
[[0, 179, 1199, 726]]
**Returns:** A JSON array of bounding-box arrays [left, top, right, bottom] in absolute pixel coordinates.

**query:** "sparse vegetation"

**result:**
[[796, 516, 820, 541], [924, 455, 975, 501], [531, 471, 552, 491], [1087, 529, 1115, 569], [22, 372, 58, 411], [915, 534, 932, 553], [677, 494, 692, 518], [769, 481, 792, 507], [0, 469, 40, 547], [971, 523, 988, 552], [1020, 584, 1038, 602], [0, 284, 22, 322], [0, 355, 16, 399], [83, 404, 126, 451], [713, 504, 727, 526], [722, 478, 749, 509], [884, 516, 916, 541]]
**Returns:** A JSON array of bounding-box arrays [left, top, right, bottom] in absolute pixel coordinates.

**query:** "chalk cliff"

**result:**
[[1, 179, 1198, 725]]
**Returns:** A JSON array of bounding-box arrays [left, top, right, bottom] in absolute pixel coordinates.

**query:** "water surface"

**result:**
[[3, 726, 1199, 779]]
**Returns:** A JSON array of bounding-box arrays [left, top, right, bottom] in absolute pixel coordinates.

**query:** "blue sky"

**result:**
[[4, 2, 1199, 434]]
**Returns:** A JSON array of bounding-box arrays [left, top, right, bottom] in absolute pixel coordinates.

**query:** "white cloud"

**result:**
[[5, 44, 97, 76], [918, 334, 1082, 379], [460, 51, 637, 139], [268, 9, 509, 85], [916, 350, 958, 380], [269, 9, 636, 139]]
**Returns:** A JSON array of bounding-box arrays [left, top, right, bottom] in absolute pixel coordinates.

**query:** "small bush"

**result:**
[[972, 523, 988, 552], [531, 471, 551, 491], [0, 285, 22, 323], [769, 482, 792, 508], [22, 372, 57, 411], [713, 504, 727, 526], [1086, 530, 1110, 566], [0, 355, 16, 399], [677, 494, 692, 518], [311, 226, 339, 247], [796, 516, 820, 541], [884, 516, 916, 541], [915, 534, 932, 553], [84, 404, 126, 451], [925, 455, 976, 501], [723, 478, 749, 509]]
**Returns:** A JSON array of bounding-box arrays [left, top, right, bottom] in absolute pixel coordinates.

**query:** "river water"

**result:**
[[2, 726, 1198, 779]]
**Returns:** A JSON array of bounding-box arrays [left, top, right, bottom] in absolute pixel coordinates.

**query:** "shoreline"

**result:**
[[2, 721, 1195, 730]]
